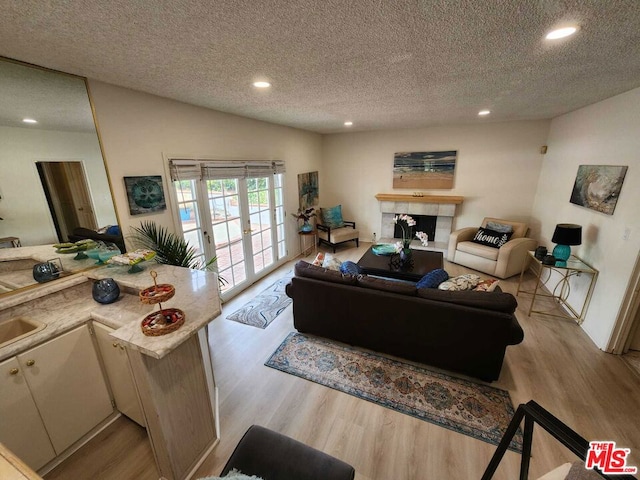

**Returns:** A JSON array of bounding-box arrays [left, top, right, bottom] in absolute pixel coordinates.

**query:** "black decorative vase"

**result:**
[[92, 278, 120, 304], [534, 246, 548, 260], [32, 262, 60, 283]]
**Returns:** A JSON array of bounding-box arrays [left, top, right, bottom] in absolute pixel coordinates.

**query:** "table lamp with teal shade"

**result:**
[[551, 224, 582, 267]]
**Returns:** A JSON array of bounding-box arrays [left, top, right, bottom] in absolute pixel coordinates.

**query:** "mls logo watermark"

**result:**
[[586, 441, 638, 474]]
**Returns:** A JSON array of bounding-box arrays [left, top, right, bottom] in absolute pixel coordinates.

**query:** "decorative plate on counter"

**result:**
[[371, 243, 398, 256]]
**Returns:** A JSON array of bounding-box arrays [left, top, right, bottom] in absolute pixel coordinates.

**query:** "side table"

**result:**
[[517, 251, 598, 325], [298, 230, 317, 257]]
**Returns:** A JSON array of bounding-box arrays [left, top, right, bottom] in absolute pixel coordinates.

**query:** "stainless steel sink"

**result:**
[[0, 317, 46, 348]]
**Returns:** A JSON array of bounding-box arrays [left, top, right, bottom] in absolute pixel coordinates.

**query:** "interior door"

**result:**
[[37, 161, 98, 241]]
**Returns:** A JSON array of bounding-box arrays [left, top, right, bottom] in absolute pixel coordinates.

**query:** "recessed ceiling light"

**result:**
[[546, 26, 578, 40], [478, 110, 491, 116], [344, 121, 353, 127], [253, 81, 271, 88], [22, 118, 38, 124]]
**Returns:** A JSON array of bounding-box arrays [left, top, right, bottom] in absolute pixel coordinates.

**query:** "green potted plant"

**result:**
[[130, 221, 226, 285]]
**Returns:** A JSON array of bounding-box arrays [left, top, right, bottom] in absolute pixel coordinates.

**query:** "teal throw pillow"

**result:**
[[340, 260, 362, 276], [321, 205, 345, 229], [416, 268, 449, 289]]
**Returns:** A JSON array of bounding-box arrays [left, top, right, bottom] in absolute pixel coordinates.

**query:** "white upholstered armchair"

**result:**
[[447, 217, 537, 279]]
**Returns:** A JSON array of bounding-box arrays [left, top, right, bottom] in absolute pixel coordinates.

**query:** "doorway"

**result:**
[[171, 163, 287, 300], [36, 161, 98, 242]]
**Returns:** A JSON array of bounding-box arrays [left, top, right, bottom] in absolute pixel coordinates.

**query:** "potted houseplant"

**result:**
[[291, 207, 316, 232]]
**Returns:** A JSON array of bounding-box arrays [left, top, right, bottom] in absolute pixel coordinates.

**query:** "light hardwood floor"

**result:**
[[45, 243, 640, 479]]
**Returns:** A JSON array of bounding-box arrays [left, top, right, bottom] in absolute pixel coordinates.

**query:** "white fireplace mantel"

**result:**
[[376, 194, 464, 253]]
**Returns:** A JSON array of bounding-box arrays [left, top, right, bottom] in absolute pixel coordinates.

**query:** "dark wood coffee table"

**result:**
[[357, 247, 443, 282]]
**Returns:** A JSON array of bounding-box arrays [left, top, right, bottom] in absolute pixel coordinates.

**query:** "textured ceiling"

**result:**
[[1, 0, 639, 134]]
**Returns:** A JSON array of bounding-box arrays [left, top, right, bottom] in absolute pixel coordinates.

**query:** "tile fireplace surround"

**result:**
[[376, 194, 464, 253]]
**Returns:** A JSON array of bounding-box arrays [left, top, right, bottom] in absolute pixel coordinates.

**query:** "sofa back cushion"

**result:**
[[417, 287, 517, 313], [294, 260, 357, 285], [357, 275, 417, 296]]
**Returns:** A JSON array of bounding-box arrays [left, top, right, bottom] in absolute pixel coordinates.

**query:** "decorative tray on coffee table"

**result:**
[[139, 271, 185, 336]]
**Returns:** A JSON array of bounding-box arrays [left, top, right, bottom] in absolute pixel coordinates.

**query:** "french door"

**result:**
[[172, 167, 286, 299]]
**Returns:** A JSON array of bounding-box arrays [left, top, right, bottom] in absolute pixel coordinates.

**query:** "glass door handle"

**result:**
[[243, 229, 254, 234]]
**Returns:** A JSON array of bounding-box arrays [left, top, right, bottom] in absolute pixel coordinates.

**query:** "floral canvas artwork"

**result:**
[[393, 151, 457, 189], [569, 165, 627, 215]]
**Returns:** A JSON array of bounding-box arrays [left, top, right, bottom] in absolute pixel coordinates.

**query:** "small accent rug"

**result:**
[[265, 332, 522, 451], [226, 275, 292, 329]]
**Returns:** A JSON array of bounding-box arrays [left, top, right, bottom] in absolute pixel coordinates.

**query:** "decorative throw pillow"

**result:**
[[416, 268, 449, 289], [198, 468, 264, 480], [340, 260, 362, 276], [486, 221, 513, 234], [311, 252, 325, 266], [472, 227, 513, 248], [474, 278, 500, 292], [322, 253, 342, 271], [438, 273, 481, 291], [320, 205, 345, 229]]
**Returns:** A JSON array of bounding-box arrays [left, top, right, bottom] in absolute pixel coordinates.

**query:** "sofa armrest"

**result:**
[[495, 237, 538, 279], [447, 227, 477, 261]]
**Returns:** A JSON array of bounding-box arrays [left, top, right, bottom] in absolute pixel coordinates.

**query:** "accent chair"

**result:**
[[447, 217, 537, 279]]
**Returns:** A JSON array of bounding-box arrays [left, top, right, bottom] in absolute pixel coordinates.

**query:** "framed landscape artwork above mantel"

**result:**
[[393, 151, 457, 189]]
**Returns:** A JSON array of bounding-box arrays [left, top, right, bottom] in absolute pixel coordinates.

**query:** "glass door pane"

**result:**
[[274, 173, 286, 259], [247, 176, 273, 274], [206, 178, 247, 293], [173, 179, 205, 266]]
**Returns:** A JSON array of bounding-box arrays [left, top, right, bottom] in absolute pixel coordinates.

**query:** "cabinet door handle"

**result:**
[[112, 343, 118, 348], [9, 368, 19, 375], [26, 359, 35, 367]]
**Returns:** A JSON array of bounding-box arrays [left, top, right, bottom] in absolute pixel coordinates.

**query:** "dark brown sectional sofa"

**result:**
[[285, 261, 524, 382]]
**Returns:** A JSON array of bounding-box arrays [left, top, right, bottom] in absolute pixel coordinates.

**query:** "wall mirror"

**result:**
[[0, 57, 118, 295]]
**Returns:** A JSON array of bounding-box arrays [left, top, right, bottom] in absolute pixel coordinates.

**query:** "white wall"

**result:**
[[322, 121, 551, 242], [87, 81, 323, 256], [531, 87, 640, 350], [0, 126, 115, 245]]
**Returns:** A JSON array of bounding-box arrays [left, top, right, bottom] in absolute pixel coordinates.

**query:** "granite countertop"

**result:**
[[0, 260, 221, 362]]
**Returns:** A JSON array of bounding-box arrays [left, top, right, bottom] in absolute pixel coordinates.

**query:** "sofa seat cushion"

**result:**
[[417, 288, 518, 314], [294, 261, 357, 285], [318, 226, 359, 244], [357, 276, 417, 296], [457, 241, 500, 261]]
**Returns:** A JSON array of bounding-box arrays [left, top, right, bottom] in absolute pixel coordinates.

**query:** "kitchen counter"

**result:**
[[0, 253, 222, 480], [0, 262, 221, 361]]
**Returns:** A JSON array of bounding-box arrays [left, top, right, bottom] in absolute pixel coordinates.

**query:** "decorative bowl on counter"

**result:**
[[139, 283, 175, 304], [141, 308, 185, 336]]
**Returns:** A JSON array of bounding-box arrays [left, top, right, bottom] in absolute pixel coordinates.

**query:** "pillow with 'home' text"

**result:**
[[472, 227, 513, 248]]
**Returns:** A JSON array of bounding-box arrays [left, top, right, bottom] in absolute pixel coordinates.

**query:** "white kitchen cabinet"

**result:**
[[93, 321, 145, 427], [16, 324, 114, 455], [0, 356, 56, 470]]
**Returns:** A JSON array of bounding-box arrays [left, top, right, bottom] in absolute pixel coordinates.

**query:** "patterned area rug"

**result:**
[[226, 275, 292, 329], [266, 332, 522, 451]]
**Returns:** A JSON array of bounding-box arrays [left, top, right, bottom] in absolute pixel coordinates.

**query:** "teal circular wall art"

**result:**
[[124, 175, 167, 215]]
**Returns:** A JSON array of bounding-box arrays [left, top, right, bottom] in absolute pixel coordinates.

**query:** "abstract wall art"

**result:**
[[569, 165, 628, 215], [298, 171, 319, 209], [124, 175, 167, 215], [393, 151, 457, 189]]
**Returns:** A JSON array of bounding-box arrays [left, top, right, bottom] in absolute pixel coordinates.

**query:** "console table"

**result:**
[[517, 251, 598, 324]]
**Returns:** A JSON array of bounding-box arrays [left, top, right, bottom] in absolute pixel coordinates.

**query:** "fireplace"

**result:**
[[376, 194, 464, 253], [393, 214, 437, 243]]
